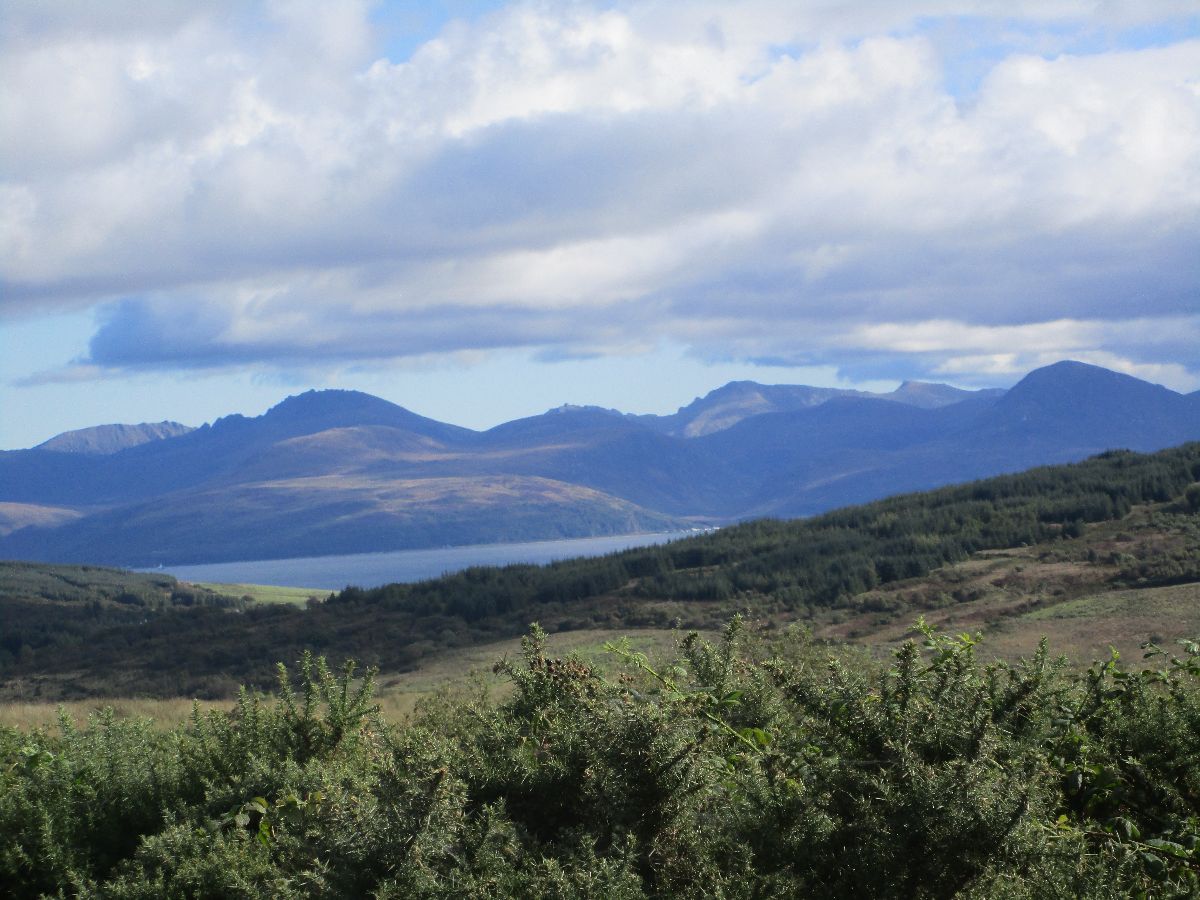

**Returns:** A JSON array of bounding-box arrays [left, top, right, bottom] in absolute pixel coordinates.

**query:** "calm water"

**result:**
[[146, 531, 697, 590]]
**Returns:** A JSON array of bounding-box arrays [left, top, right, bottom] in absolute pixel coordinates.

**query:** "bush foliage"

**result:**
[[4, 625, 1199, 898]]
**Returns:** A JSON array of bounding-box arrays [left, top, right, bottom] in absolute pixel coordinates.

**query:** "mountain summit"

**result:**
[[257, 389, 477, 444], [990, 360, 1195, 448]]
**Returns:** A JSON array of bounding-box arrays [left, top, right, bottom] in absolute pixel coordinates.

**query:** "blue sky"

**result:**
[[2, 1, 1198, 448]]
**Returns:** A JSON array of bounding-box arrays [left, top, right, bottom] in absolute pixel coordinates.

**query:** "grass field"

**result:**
[[983, 581, 1200, 662], [6, 574, 1196, 729], [0, 627, 700, 730], [191, 581, 328, 606], [0, 697, 234, 732]]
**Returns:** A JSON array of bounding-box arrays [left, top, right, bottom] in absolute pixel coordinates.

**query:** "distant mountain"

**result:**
[[0, 475, 682, 567], [644, 379, 1002, 436], [980, 361, 1196, 450], [36, 421, 193, 455], [257, 389, 477, 446], [1, 361, 1198, 566], [646, 382, 861, 437], [884, 380, 1004, 409], [718, 362, 1200, 519]]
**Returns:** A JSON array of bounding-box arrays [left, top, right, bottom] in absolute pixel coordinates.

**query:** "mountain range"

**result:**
[[2, 360, 1198, 566]]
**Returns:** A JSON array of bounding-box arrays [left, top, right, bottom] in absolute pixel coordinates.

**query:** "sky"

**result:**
[[2, 0, 1199, 449]]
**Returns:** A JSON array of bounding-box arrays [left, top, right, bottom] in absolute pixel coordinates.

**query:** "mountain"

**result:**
[[643, 379, 1004, 437], [697, 397, 968, 518], [255, 389, 477, 446], [0, 392, 686, 565], [1, 361, 1198, 566], [714, 362, 1200, 518], [647, 382, 863, 437], [884, 380, 1004, 409], [979, 361, 1197, 450], [0, 475, 682, 566], [36, 421, 194, 455]]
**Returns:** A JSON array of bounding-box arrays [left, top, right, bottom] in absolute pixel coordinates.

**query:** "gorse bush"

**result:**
[[3, 626, 1199, 898]]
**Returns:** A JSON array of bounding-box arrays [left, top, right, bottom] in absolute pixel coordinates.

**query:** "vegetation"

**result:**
[[3, 625, 1198, 897], [189, 583, 326, 607], [2, 443, 1198, 895], [2, 442, 1198, 700], [0, 563, 244, 678]]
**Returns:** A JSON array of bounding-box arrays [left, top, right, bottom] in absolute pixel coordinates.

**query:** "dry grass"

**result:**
[[0, 628, 699, 730], [809, 536, 1200, 666], [0, 697, 233, 731], [982, 582, 1200, 663], [374, 627, 698, 721], [0, 501, 83, 536]]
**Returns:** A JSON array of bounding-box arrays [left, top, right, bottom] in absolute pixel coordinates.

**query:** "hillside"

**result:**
[[3, 446, 1199, 898], [6, 603, 1199, 897], [3, 441, 1197, 701], [2, 361, 1199, 566], [35, 421, 193, 455], [0, 476, 684, 567]]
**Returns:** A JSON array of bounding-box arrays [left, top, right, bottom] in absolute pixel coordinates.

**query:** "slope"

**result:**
[[3, 441, 1196, 700], [36, 421, 194, 455]]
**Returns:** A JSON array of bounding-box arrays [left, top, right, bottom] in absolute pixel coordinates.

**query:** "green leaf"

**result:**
[[745, 727, 772, 748], [1139, 852, 1167, 881], [1143, 839, 1189, 859]]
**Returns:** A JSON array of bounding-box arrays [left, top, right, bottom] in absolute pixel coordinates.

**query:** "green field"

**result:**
[[191, 581, 328, 606]]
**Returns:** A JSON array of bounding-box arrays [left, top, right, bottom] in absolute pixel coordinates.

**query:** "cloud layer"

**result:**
[[3, 1, 1198, 388]]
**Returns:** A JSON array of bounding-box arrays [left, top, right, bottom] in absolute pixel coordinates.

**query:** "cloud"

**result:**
[[2, 0, 1198, 389]]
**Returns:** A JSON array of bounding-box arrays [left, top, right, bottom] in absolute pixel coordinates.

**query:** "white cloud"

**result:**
[[1, 0, 1197, 390]]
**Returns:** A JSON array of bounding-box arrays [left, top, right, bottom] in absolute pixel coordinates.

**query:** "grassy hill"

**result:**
[[3, 442, 1197, 702], [3, 444, 1199, 896]]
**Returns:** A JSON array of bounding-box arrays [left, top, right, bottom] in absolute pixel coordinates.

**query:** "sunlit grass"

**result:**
[[0, 697, 233, 731], [372, 627, 698, 719], [0, 628, 699, 730], [191, 581, 328, 605]]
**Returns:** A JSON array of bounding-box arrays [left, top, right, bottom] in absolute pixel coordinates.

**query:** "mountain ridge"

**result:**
[[36, 421, 194, 455], [2, 360, 1198, 566]]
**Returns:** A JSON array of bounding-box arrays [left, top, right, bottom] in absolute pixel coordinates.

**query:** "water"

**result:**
[[145, 531, 697, 590]]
